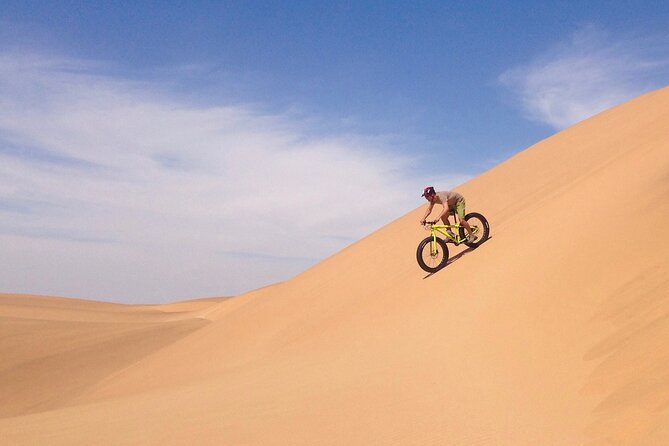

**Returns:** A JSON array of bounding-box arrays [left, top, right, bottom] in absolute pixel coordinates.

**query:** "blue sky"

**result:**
[[1, 1, 668, 303]]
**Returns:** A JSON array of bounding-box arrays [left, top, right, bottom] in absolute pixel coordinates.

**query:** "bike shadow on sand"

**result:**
[[423, 236, 492, 279]]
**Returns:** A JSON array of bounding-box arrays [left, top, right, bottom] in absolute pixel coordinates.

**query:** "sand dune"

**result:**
[[1, 86, 668, 445], [0, 294, 216, 419]]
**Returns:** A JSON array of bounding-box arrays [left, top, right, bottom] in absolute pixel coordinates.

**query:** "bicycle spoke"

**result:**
[[421, 241, 445, 268]]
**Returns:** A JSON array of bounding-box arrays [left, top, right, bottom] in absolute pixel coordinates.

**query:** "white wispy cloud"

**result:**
[[0, 51, 460, 303], [499, 25, 669, 129]]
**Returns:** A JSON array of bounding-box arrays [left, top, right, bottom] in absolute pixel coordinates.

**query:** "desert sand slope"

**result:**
[[0, 294, 217, 418], [1, 85, 668, 445]]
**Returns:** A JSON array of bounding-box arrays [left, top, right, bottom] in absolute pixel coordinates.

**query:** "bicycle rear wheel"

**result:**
[[459, 212, 490, 248], [416, 236, 449, 273]]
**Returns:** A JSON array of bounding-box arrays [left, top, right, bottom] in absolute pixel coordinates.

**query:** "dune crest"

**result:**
[[1, 86, 669, 445]]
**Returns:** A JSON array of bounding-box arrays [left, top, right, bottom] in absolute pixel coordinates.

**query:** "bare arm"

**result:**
[[420, 203, 434, 223], [436, 205, 450, 223]]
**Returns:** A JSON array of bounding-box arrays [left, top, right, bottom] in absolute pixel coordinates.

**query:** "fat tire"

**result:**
[[459, 212, 490, 248], [416, 236, 449, 273]]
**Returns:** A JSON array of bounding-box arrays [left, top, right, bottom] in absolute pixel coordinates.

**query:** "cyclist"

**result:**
[[420, 186, 477, 243]]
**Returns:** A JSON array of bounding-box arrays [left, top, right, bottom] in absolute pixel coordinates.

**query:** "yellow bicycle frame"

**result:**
[[427, 223, 478, 254]]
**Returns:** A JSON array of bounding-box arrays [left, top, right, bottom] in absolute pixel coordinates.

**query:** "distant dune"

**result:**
[[1, 86, 668, 445]]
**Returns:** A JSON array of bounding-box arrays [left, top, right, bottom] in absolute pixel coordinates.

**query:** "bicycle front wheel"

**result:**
[[459, 212, 490, 248], [416, 236, 449, 273]]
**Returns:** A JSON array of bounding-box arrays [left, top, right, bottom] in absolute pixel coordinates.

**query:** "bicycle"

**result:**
[[416, 212, 490, 273]]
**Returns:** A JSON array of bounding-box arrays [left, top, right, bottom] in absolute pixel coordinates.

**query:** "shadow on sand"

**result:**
[[422, 236, 492, 279]]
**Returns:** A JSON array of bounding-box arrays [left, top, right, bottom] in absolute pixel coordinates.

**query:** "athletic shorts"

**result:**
[[449, 199, 466, 220]]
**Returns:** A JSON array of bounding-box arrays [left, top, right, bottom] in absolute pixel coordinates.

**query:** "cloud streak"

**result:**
[[0, 51, 447, 302], [499, 25, 669, 129]]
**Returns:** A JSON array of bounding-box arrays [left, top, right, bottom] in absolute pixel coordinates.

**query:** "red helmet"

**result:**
[[421, 186, 435, 197]]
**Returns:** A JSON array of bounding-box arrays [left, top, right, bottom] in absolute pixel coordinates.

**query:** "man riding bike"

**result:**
[[419, 186, 477, 243]]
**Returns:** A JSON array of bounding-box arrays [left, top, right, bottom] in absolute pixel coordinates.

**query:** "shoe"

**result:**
[[446, 230, 456, 240], [467, 234, 478, 244]]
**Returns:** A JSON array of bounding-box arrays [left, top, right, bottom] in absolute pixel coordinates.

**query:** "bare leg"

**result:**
[[460, 216, 473, 237], [441, 212, 452, 226]]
